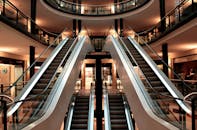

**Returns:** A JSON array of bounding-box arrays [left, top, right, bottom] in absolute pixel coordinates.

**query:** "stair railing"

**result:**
[[44, 0, 149, 16], [136, 0, 197, 44], [0, 0, 60, 45], [103, 86, 111, 130]]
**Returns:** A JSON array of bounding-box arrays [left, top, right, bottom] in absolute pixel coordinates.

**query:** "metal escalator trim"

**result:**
[[122, 95, 134, 130], [64, 95, 76, 130], [88, 87, 95, 130], [7, 38, 69, 116], [103, 88, 111, 130], [106, 35, 179, 130], [128, 37, 191, 115], [22, 36, 90, 130]]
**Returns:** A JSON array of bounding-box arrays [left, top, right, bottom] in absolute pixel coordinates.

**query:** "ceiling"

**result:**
[[1, 0, 197, 59]]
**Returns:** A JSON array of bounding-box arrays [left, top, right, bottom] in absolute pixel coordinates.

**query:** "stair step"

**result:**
[[71, 124, 87, 129], [35, 83, 48, 88]]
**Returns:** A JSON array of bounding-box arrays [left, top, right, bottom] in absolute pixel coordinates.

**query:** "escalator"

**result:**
[[7, 38, 75, 129], [108, 94, 128, 130], [70, 95, 89, 130], [120, 37, 189, 126], [122, 38, 171, 101], [104, 35, 191, 129]]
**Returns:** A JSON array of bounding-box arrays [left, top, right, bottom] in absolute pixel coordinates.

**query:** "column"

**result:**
[[120, 18, 123, 36], [73, 19, 76, 37], [31, 0, 37, 34], [78, 0, 82, 33], [114, 19, 118, 33], [81, 63, 86, 90], [78, 20, 82, 33], [95, 58, 102, 130], [162, 43, 168, 77], [159, 0, 166, 32], [30, 46, 35, 78], [112, 62, 117, 89]]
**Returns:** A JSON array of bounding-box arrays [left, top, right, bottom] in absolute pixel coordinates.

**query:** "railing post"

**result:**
[[1, 84, 3, 93], [192, 96, 197, 130], [2, 100, 7, 130], [2, 0, 5, 16]]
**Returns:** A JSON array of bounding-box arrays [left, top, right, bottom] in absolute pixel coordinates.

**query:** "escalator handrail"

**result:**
[[103, 87, 111, 130], [7, 37, 69, 116], [122, 94, 134, 130], [64, 95, 76, 130], [128, 36, 191, 115], [88, 86, 95, 130]]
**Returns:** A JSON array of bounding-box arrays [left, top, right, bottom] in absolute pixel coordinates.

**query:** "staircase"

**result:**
[[71, 95, 89, 130], [14, 39, 74, 127], [108, 94, 128, 130]]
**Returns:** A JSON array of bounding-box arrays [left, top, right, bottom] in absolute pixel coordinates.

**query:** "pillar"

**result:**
[[120, 18, 123, 36], [73, 19, 76, 37], [81, 63, 86, 90], [112, 62, 117, 89], [95, 58, 102, 130], [78, 20, 82, 33], [30, 46, 35, 78], [159, 0, 166, 32], [162, 43, 168, 77], [114, 19, 118, 32], [31, 0, 37, 34]]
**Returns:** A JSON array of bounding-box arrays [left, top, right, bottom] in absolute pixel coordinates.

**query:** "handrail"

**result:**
[[64, 95, 76, 130], [122, 94, 134, 130], [136, 0, 197, 43], [184, 92, 197, 103], [88, 86, 95, 130], [0, 94, 14, 103], [103, 87, 111, 130], [0, 0, 61, 45], [44, 0, 149, 16]]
